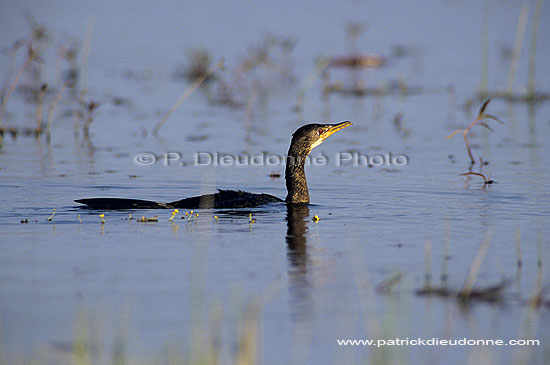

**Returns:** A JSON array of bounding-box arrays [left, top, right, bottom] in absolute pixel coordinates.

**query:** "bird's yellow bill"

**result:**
[[324, 121, 353, 138]]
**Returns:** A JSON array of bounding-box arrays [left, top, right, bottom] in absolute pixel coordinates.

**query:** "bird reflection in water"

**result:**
[[286, 203, 313, 319]]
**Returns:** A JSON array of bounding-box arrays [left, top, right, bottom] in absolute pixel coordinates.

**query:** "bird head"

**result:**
[[290, 121, 353, 154]]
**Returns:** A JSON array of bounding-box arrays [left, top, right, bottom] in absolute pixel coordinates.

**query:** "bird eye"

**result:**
[[318, 128, 325, 135]]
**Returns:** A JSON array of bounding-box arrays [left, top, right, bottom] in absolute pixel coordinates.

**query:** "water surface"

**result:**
[[1, 0, 549, 363]]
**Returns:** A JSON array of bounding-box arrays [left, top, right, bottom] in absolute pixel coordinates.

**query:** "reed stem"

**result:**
[[0, 44, 36, 127], [527, 0, 542, 98], [506, 2, 529, 95], [46, 83, 68, 139], [460, 229, 492, 298], [153, 61, 222, 135]]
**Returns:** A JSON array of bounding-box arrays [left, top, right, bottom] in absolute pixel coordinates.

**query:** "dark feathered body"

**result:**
[[170, 190, 283, 209], [74, 198, 171, 210], [75, 190, 283, 210]]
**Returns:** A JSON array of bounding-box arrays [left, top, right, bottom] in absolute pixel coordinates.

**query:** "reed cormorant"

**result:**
[[75, 121, 352, 209]]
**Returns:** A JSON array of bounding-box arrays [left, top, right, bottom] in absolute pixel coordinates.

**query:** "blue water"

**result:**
[[1, 0, 549, 363]]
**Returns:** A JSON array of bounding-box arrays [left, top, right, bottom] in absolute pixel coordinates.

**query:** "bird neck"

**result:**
[[285, 145, 310, 203]]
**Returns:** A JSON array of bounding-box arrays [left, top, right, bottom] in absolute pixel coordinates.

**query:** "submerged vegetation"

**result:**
[[447, 99, 504, 165], [0, 5, 546, 146], [474, 0, 548, 104], [317, 24, 422, 100], [0, 11, 94, 141], [415, 231, 509, 303], [1, 5, 549, 365], [0, 16, 298, 141], [460, 172, 494, 186]]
